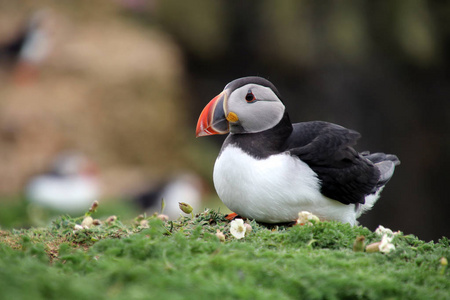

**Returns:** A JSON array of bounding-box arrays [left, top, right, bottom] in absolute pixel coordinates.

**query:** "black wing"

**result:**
[[286, 121, 380, 205]]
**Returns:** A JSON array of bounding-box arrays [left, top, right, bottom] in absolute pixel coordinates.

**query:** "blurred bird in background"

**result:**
[[132, 173, 204, 220], [0, 9, 53, 84], [25, 151, 100, 213]]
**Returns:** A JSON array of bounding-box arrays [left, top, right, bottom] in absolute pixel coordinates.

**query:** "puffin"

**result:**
[[0, 9, 52, 84], [26, 151, 100, 213], [133, 173, 203, 220], [196, 76, 400, 225]]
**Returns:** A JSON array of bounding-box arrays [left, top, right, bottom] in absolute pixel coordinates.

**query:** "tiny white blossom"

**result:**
[[379, 234, 396, 253], [230, 218, 246, 239], [73, 224, 84, 233], [375, 225, 401, 238], [296, 211, 320, 225], [375, 225, 394, 236], [81, 216, 94, 229]]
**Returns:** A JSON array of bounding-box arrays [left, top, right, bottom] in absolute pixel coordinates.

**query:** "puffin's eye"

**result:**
[[245, 90, 255, 102]]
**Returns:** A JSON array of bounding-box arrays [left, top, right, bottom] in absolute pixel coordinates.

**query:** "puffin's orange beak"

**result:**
[[196, 91, 230, 137]]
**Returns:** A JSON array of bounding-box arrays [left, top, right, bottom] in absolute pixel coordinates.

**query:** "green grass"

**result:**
[[0, 207, 449, 300]]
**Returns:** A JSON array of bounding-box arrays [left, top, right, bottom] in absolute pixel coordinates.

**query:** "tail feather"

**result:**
[[356, 151, 400, 218], [361, 151, 400, 192], [375, 161, 395, 185], [361, 151, 400, 166]]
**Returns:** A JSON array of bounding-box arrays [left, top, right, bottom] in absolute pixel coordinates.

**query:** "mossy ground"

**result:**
[[0, 207, 449, 300]]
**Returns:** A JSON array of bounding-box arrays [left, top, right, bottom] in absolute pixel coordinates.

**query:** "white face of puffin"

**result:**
[[196, 79, 286, 137], [225, 84, 285, 134]]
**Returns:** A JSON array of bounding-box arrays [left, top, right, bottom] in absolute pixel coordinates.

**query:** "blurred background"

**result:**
[[0, 0, 448, 241]]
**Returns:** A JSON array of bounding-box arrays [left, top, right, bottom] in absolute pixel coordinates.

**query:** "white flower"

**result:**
[[81, 216, 94, 229], [365, 233, 396, 254], [375, 225, 393, 236], [379, 234, 396, 253], [73, 224, 84, 233], [230, 218, 246, 239], [375, 225, 401, 237], [296, 211, 320, 225]]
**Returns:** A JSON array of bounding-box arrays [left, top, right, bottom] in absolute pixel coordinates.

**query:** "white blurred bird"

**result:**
[[133, 173, 203, 220], [26, 151, 100, 213], [0, 9, 53, 84]]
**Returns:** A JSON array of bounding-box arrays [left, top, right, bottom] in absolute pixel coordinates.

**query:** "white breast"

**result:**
[[213, 145, 358, 224]]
